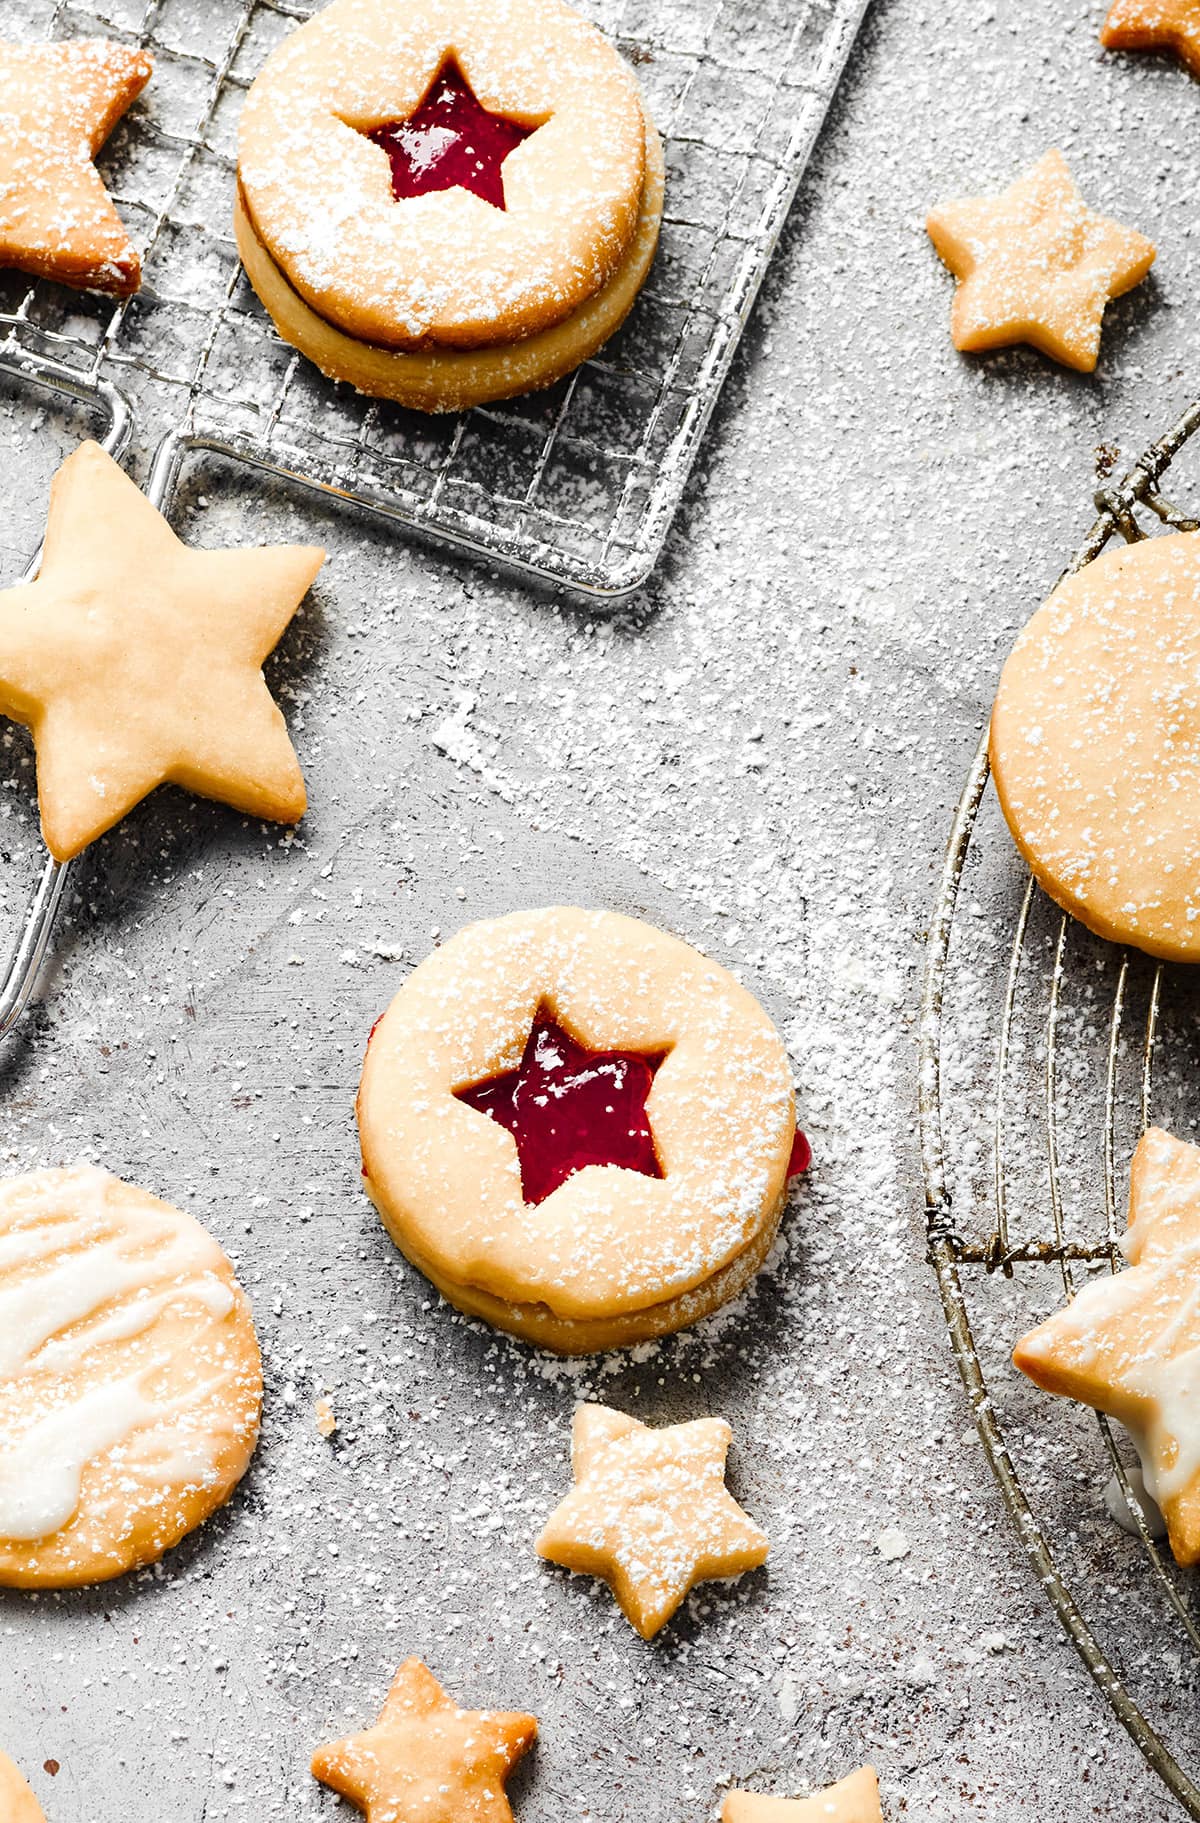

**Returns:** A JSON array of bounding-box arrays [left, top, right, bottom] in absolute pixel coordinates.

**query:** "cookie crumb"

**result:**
[[315, 1397, 337, 1438]]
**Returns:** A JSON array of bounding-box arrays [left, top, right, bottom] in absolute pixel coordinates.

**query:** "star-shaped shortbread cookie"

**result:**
[[1015, 1126, 1200, 1566], [536, 1403, 769, 1639], [723, 1766, 883, 1823], [926, 148, 1155, 371], [0, 38, 152, 296], [311, 1658, 537, 1823], [0, 1749, 47, 1823], [1103, 0, 1200, 76], [0, 440, 324, 860]]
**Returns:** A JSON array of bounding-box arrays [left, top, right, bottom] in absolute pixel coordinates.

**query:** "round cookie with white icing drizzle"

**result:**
[[357, 907, 801, 1353], [991, 528, 1200, 962], [0, 1166, 261, 1587]]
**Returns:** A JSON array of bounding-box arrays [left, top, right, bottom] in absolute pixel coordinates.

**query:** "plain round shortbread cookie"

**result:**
[[237, 0, 651, 352], [991, 529, 1200, 962], [357, 907, 797, 1352], [0, 1166, 262, 1587]]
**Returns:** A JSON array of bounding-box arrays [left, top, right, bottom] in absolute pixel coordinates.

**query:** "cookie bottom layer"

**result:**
[[366, 1172, 788, 1354], [234, 123, 664, 414]]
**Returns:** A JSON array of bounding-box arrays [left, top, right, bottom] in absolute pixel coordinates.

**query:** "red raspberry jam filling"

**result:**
[[367, 60, 535, 212], [457, 1014, 664, 1207], [788, 1127, 812, 1177]]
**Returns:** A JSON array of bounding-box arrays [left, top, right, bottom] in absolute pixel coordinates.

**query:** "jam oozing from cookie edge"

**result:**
[[457, 1014, 665, 1206], [366, 60, 537, 212], [788, 1127, 812, 1178]]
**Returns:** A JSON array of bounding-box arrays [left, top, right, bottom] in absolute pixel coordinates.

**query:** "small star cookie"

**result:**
[[1103, 1, 1200, 77], [0, 440, 324, 861], [536, 1403, 769, 1639], [724, 1766, 883, 1823], [1014, 1126, 1200, 1567], [0, 38, 153, 296], [311, 1658, 537, 1823], [926, 148, 1155, 372], [0, 1750, 47, 1823]]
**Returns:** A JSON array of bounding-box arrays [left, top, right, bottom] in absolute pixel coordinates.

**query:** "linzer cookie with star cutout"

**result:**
[[926, 148, 1155, 372], [234, 0, 663, 411], [0, 440, 323, 861], [0, 37, 152, 296], [357, 906, 809, 1353]]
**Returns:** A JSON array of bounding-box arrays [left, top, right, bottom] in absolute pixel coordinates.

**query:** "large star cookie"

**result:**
[[1103, 1, 1200, 76], [0, 1750, 47, 1823], [1014, 1126, 1200, 1566], [0, 440, 324, 861], [990, 527, 1200, 962], [0, 38, 153, 296], [311, 1658, 537, 1823], [926, 148, 1155, 372], [536, 1403, 769, 1639], [724, 1767, 883, 1823]]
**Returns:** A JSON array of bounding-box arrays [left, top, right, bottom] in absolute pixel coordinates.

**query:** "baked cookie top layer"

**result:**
[[1014, 1127, 1200, 1567], [990, 528, 1200, 961], [0, 1165, 262, 1588], [237, 0, 648, 351], [0, 38, 152, 296], [0, 439, 324, 861], [357, 907, 796, 1324]]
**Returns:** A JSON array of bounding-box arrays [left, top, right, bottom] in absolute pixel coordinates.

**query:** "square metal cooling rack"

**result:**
[[920, 400, 1200, 1818], [0, 0, 870, 599]]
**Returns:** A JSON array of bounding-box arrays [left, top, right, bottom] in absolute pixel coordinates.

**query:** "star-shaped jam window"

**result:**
[[536, 1403, 769, 1639], [456, 1009, 666, 1207], [0, 440, 323, 861], [926, 147, 1155, 372], [722, 1767, 883, 1823], [1014, 1125, 1200, 1567], [311, 1658, 536, 1823], [366, 58, 540, 212], [1103, 0, 1200, 76]]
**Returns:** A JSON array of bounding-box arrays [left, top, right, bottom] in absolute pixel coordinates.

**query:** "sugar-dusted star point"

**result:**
[[0, 439, 324, 860], [1103, 0, 1200, 76], [0, 38, 153, 295], [0, 1750, 47, 1823], [536, 1403, 769, 1639], [926, 147, 1155, 372], [311, 1657, 537, 1823], [1015, 1125, 1200, 1566], [723, 1766, 883, 1823]]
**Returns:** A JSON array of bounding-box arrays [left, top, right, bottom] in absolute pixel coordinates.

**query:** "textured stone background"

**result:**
[[2, 0, 1198, 1818]]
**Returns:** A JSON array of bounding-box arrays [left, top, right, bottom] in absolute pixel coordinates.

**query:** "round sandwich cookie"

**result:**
[[235, 0, 662, 412], [991, 528, 1200, 962], [357, 907, 809, 1353], [0, 1166, 262, 1587]]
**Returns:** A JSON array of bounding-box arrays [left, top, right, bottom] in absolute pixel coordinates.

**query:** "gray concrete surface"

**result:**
[[2, 0, 1199, 1818]]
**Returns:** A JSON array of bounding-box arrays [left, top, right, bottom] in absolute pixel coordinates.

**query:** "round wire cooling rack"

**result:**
[[920, 397, 1200, 1817]]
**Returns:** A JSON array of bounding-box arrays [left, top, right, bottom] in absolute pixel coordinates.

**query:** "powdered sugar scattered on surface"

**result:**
[[0, 0, 1198, 1819]]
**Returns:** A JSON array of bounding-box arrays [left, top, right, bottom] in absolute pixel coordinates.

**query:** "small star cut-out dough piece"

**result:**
[[0, 439, 324, 861], [926, 148, 1155, 372], [0, 38, 152, 296], [311, 1658, 537, 1823], [990, 528, 1200, 961], [536, 1403, 769, 1639], [1014, 1126, 1200, 1568], [1103, 1, 1200, 76], [0, 1751, 47, 1823], [723, 1767, 883, 1823]]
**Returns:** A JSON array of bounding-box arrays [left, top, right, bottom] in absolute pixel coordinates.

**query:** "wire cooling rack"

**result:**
[[0, 0, 869, 599], [921, 400, 1200, 1816]]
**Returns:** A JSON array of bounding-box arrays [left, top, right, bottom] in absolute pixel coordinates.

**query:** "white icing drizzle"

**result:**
[[0, 1166, 245, 1545]]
